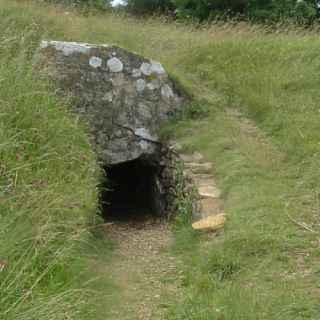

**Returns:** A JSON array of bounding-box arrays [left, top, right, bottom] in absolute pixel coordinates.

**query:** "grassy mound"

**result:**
[[1, 1, 320, 319], [0, 4, 101, 320]]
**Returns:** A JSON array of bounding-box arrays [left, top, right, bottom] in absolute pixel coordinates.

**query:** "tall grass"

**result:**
[[0, 5, 101, 320]]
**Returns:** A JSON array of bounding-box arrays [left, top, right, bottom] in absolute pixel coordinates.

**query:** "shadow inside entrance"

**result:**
[[100, 158, 161, 222]]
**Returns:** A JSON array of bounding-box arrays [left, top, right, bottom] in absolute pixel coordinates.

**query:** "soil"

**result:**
[[101, 219, 183, 320]]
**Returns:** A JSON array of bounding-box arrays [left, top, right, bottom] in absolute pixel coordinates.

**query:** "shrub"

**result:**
[[126, 0, 173, 14], [173, 0, 248, 20], [43, 0, 111, 9], [294, 0, 317, 23], [125, 0, 319, 23]]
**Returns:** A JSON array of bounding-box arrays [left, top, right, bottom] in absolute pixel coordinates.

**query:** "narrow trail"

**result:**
[[100, 219, 183, 320], [94, 146, 226, 319]]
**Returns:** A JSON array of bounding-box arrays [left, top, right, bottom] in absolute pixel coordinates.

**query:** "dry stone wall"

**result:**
[[38, 41, 186, 165], [37, 40, 191, 218]]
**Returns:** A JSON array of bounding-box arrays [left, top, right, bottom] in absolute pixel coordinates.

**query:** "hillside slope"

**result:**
[[1, 1, 320, 319], [0, 4, 102, 320]]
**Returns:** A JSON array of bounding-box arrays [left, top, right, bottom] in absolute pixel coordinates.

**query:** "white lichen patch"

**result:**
[[40, 40, 104, 56], [161, 84, 174, 99], [89, 56, 102, 68], [140, 62, 152, 76], [150, 61, 166, 75], [107, 57, 124, 73], [136, 79, 146, 92], [139, 140, 150, 150], [102, 92, 113, 102], [135, 128, 158, 142], [140, 61, 166, 76], [40, 41, 49, 49], [132, 69, 142, 78], [147, 79, 160, 91]]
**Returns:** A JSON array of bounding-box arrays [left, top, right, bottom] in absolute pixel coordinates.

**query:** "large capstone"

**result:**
[[38, 40, 187, 165]]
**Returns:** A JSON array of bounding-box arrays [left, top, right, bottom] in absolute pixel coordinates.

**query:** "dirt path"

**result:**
[[94, 147, 225, 319], [100, 219, 183, 320]]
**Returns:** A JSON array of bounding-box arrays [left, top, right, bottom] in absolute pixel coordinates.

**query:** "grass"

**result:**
[[1, 0, 320, 319], [0, 5, 104, 320]]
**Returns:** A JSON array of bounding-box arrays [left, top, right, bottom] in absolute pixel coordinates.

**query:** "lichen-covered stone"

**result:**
[[136, 79, 146, 92], [89, 56, 102, 68], [37, 40, 186, 165], [107, 57, 123, 73]]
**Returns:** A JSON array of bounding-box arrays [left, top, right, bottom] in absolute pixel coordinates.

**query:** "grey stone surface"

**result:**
[[107, 57, 123, 73], [136, 79, 146, 92], [140, 62, 153, 76], [38, 40, 186, 165]]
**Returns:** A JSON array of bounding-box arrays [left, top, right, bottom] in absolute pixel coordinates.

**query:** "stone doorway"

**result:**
[[101, 158, 162, 222]]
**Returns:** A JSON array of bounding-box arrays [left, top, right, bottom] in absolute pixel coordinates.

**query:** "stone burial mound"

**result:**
[[37, 40, 188, 221]]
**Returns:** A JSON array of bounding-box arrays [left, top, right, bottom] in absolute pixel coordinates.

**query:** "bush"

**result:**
[[125, 0, 319, 23], [173, 0, 248, 20], [44, 0, 111, 10], [294, 0, 317, 23], [174, 0, 318, 22], [126, 0, 173, 14]]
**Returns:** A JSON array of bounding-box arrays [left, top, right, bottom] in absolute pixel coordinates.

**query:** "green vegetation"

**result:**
[[164, 23, 320, 320], [172, 0, 318, 22], [53, 0, 319, 23], [124, 0, 318, 23], [46, 0, 111, 10], [126, 0, 173, 14], [0, 4, 104, 320], [1, 0, 320, 319]]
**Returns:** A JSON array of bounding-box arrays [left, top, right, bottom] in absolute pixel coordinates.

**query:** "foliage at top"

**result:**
[[124, 0, 318, 23], [44, 0, 319, 23], [45, 0, 112, 9], [125, 0, 173, 14]]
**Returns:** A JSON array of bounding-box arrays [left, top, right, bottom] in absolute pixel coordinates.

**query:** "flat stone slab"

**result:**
[[191, 174, 216, 187], [199, 198, 224, 218], [192, 214, 226, 231], [184, 162, 213, 174], [198, 185, 221, 199], [179, 149, 224, 226], [180, 152, 204, 163], [190, 173, 214, 180]]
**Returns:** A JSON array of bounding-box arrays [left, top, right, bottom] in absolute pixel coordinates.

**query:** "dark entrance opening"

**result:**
[[100, 158, 162, 222]]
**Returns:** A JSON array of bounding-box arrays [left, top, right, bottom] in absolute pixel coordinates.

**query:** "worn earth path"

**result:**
[[98, 219, 184, 320], [90, 147, 225, 319]]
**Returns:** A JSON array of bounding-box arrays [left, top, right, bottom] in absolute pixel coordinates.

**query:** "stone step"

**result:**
[[180, 152, 204, 163], [198, 185, 221, 199], [192, 214, 226, 232], [192, 175, 216, 187], [169, 141, 183, 152], [190, 173, 214, 180], [199, 198, 224, 218], [184, 162, 213, 174]]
